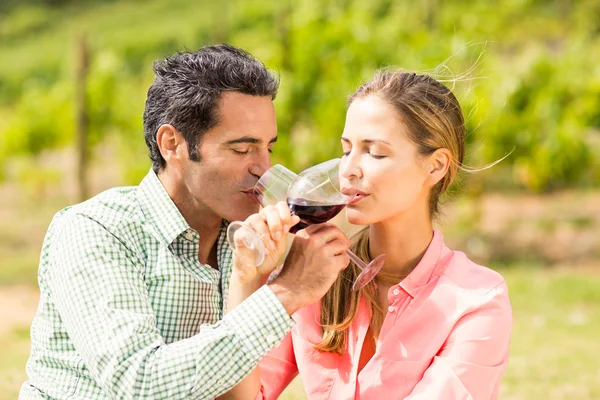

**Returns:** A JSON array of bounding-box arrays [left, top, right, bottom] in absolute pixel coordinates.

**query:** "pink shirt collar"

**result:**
[[398, 229, 448, 298]]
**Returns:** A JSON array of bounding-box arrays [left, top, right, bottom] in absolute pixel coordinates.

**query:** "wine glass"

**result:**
[[285, 159, 386, 291], [227, 164, 297, 267], [227, 159, 386, 291]]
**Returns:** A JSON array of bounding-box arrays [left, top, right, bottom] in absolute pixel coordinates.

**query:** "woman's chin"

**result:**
[[345, 209, 372, 226]]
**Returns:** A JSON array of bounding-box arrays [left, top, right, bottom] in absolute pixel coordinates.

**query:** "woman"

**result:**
[[223, 70, 512, 400]]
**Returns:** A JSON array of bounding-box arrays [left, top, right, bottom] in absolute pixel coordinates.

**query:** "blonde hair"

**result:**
[[315, 70, 466, 354]]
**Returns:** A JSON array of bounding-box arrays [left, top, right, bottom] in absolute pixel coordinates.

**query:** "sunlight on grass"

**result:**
[[0, 326, 31, 400], [1, 266, 599, 399]]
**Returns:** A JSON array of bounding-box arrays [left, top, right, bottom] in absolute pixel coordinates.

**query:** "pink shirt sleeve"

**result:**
[[406, 282, 512, 400], [255, 332, 299, 400]]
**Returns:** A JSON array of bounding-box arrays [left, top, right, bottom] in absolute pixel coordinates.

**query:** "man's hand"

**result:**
[[268, 223, 350, 315], [231, 202, 300, 288]]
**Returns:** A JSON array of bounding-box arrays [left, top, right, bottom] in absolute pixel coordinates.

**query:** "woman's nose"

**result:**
[[341, 152, 361, 179]]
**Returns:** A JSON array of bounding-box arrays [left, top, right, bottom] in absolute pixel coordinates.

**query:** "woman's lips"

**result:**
[[348, 192, 369, 205]]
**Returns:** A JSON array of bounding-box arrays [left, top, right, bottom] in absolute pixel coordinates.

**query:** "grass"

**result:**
[[0, 327, 31, 400], [0, 159, 598, 399], [498, 267, 600, 399], [2, 267, 599, 399]]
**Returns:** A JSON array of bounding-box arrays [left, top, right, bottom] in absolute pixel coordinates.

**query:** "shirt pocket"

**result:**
[[367, 359, 431, 399], [292, 330, 339, 400]]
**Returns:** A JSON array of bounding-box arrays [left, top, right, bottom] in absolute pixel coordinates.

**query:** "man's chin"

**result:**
[[224, 203, 260, 222]]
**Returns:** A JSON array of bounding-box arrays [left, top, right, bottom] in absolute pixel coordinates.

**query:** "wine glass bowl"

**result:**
[[286, 158, 349, 233]]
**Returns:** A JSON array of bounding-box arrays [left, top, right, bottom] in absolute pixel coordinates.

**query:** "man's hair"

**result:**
[[143, 44, 280, 172]]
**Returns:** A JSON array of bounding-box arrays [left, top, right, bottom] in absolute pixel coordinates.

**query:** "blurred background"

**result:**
[[0, 0, 599, 398]]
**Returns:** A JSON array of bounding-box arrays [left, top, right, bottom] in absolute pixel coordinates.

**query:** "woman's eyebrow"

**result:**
[[341, 137, 391, 145]]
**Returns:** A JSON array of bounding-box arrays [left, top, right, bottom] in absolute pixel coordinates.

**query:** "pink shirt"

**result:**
[[258, 230, 512, 399]]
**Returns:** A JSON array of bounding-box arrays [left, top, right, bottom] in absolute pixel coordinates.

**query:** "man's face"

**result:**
[[179, 92, 277, 222]]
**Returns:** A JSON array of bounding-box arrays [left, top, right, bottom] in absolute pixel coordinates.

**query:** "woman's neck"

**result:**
[[369, 205, 434, 281]]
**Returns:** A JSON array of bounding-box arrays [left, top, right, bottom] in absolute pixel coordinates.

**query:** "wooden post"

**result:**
[[424, 0, 439, 30], [212, 0, 228, 43], [277, 1, 293, 72], [558, 0, 571, 18], [75, 34, 89, 202]]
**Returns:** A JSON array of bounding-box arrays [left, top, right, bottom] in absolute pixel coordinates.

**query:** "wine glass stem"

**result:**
[[345, 249, 366, 271]]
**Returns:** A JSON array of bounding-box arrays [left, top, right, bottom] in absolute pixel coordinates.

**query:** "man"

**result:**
[[20, 44, 349, 399]]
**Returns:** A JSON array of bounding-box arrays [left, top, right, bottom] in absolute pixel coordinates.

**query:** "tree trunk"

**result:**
[[75, 34, 89, 202]]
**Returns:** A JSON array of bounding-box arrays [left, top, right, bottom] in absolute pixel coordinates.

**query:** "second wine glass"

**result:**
[[227, 159, 386, 291]]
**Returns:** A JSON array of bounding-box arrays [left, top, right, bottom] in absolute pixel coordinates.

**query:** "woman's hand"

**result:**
[[231, 201, 300, 288]]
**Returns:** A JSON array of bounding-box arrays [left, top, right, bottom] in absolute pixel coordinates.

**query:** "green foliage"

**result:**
[[0, 0, 598, 191]]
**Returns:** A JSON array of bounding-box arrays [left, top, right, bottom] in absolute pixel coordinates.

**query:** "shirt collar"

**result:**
[[136, 169, 191, 245], [399, 229, 449, 298]]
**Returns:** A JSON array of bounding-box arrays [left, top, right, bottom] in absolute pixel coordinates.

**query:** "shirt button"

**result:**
[[393, 288, 400, 296], [184, 231, 195, 241], [388, 305, 395, 313]]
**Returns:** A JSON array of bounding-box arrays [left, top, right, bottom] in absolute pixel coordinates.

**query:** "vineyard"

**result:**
[[1, 0, 599, 193], [1, 1, 600, 399]]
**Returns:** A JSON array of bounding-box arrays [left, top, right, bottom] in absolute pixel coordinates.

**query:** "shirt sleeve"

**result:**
[[47, 213, 294, 399], [254, 332, 299, 399], [405, 282, 512, 400]]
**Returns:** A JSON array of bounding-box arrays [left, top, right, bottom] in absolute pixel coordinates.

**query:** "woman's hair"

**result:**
[[314, 70, 466, 354]]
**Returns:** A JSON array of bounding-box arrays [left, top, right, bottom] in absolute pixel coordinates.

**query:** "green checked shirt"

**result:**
[[20, 170, 294, 400]]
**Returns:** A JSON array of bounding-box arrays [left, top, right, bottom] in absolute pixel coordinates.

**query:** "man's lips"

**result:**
[[242, 189, 260, 204]]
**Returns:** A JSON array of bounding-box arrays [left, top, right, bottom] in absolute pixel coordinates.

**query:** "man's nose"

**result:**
[[249, 150, 272, 178]]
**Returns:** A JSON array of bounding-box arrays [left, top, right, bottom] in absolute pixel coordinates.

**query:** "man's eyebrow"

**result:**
[[224, 136, 278, 145], [341, 137, 392, 145]]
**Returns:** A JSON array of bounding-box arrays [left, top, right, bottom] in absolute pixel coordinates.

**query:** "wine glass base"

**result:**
[[352, 254, 386, 291], [226, 221, 265, 267]]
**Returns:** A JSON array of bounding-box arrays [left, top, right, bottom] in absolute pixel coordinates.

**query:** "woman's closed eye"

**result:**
[[342, 149, 386, 159], [369, 152, 386, 159]]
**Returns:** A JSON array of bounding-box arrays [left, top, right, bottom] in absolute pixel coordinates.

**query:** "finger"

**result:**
[[233, 227, 261, 267], [246, 214, 274, 253], [275, 201, 299, 233], [261, 205, 283, 242], [275, 201, 300, 234], [294, 223, 334, 242], [337, 252, 351, 270], [309, 225, 349, 247], [275, 201, 291, 222], [301, 222, 332, 235], [325, 238, 350, 257]]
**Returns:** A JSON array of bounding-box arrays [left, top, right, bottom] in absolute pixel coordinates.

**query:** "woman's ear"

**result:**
[[425, 148, 451, 186], [156, 124, 188, 169]]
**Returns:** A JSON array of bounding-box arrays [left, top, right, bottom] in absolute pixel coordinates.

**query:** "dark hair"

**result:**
[[349, 70, 465, 218], [143, 44, 280, 172], [317, 70, 466, 355]]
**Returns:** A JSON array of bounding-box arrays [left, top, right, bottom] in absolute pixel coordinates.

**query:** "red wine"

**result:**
[[288, 198, 346, 233]]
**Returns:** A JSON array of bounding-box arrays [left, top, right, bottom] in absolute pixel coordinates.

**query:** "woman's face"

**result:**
[[339, 95, 433, 225]]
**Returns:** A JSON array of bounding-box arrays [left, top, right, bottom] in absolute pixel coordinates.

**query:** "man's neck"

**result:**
[[158, 171, 223, 266]]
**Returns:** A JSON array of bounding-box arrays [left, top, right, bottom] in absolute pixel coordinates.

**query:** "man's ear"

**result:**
[[425, 148, 451, 186], [156, 124, 188, 169]]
